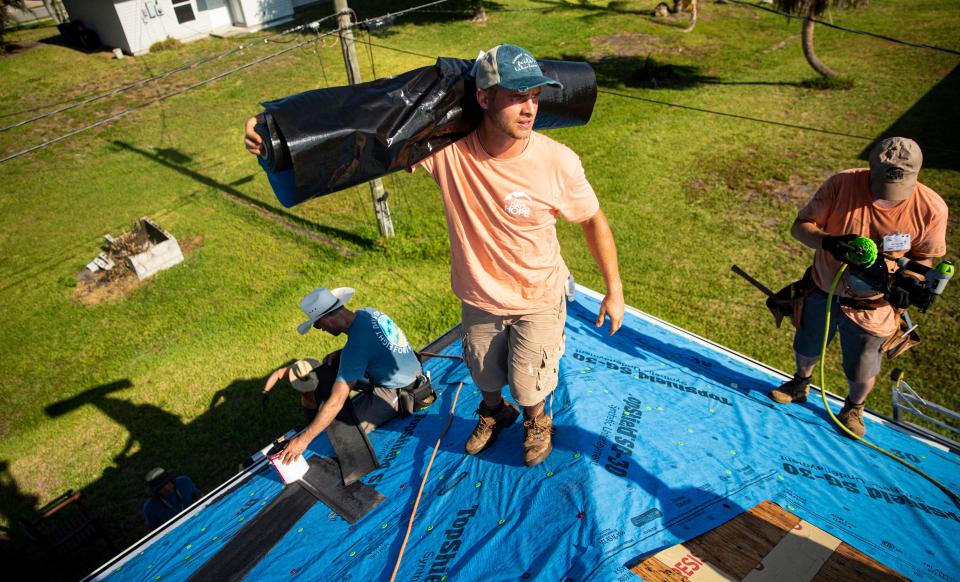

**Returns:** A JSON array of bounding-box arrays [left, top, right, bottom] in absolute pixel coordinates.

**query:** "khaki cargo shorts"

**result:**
[[460, 298, 566, 407]]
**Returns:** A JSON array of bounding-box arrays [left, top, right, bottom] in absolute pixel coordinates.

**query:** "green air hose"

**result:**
[[821, 261, 959, 503]]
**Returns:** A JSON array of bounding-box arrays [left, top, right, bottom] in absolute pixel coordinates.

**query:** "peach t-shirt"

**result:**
[[416, 131, 599, 315], [797, 169, 948, 336]]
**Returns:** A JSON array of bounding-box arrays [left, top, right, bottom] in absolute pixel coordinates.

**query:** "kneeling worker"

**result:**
[[277, 285, 433, 465]]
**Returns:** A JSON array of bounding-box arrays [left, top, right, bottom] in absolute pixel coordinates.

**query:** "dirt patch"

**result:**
[[686, 168, 814, 215], [75, 272, 144, 306], [589, 32, 661, 59], [747, 175, 816, 208], [73, 232, 203, 306]]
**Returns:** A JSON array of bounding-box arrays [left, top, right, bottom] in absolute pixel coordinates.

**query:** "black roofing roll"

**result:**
[[255, 58, 597, 208]]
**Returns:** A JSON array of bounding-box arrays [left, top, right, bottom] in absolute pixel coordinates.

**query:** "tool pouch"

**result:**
[[766, 267, 816, 330], [397, 375, 436, 417], [880, 312, 921, 360]]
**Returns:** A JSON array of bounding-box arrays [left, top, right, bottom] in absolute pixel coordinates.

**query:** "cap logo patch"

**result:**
[[512, 54, 537, 72], [885, 167, 904, 181]]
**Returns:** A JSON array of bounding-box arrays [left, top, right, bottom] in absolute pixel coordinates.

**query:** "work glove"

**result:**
[[888, 287, 911, 310], [821, 234, 860, 265]]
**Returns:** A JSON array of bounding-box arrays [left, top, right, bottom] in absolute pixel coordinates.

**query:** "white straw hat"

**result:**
[[296, 286, 355, 335]]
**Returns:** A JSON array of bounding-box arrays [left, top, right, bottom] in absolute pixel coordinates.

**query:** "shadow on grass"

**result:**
[[544, 53, 805, 90], [530, 0, 647, 18], [110, 141, 374, 254], [0, 460, 72, 580], [527, 0, 702, 32], [38, 373, 305, 564], [859, 63, 960, 172]]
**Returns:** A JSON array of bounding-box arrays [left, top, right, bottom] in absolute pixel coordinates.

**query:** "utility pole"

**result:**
[[333, 0, 394, 238]]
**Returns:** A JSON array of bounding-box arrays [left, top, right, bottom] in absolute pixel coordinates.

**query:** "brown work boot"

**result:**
[[465, 400, 520, 455], [837, 399, 866, 438], [523, 413, 554, 467], [769, 374, 811, 404]]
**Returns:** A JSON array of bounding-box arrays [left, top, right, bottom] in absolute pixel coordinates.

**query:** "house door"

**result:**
[[202, 0, 233, 29]]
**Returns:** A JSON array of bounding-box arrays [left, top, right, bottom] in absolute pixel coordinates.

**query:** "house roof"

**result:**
[[85, 286, 960, 581]]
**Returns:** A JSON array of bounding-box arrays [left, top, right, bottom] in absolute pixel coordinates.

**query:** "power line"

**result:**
[[727, 0, 960, 56], [351, 38, 960, 154], [352, 0, 451, 29], [0, 12, 345, 134], [351, 36, 436, 61], [597, 88, 873, 140], [0, 29, 340, 166], [354, 38, 856, 136]]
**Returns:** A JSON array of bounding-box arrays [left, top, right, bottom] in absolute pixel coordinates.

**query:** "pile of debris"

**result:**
[[75, 217, 184, 302]]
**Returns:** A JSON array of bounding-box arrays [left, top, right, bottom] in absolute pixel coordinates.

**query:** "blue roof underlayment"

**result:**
[[92, 288, 960, 581]]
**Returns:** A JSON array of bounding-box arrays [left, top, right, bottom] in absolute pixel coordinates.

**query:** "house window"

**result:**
[[172, 0, 196, 24]]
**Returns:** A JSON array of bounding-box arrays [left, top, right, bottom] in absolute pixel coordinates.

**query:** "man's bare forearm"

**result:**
[[582, 209, 624, 334], [582, 209, 622, 293]]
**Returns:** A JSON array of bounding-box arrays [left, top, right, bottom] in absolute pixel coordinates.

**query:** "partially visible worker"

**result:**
[[143, 467, 201, 531], [769, 137, 948, 437]]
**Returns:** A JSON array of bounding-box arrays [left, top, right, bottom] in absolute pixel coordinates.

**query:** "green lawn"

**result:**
[[0, 0, 957, 570]]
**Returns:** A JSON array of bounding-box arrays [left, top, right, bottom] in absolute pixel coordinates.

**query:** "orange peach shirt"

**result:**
[[416, 131, 599, 315]]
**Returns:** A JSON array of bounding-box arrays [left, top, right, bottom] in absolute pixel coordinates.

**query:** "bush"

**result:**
[[149, 36, 181, 52]]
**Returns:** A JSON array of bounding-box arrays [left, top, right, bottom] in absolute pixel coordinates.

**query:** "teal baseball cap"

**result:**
[[474, 44, 563, 92]]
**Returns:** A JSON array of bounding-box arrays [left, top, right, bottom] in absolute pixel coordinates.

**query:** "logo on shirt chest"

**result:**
[[503, 191, 532, 218]]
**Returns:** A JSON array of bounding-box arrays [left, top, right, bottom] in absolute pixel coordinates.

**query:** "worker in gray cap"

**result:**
[[769, 137, 948, 437], [275, 286, 434, 464]]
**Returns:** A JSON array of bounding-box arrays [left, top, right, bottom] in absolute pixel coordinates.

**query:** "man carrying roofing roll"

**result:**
[[409, 45, 624, 467], [769, 137, 948, 437], [275, 286, 434, 464], [245, 45, 623, 467]]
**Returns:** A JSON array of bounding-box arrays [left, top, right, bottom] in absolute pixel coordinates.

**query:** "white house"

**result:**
[[61, 0, 322, 55]]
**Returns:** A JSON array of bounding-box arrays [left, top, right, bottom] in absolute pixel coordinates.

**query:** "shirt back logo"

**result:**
[[374, 313, 410, 353]]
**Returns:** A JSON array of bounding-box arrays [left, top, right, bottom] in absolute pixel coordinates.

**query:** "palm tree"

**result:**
[[773, 0, 865, 79], [1, 0, 29, 53]]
